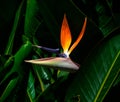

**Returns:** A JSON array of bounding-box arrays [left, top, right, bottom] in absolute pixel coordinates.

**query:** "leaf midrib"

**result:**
[[94, 51, 120, 102]]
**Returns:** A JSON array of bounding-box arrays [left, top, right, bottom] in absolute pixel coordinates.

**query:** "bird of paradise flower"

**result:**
[[25, 14, 87, 72]]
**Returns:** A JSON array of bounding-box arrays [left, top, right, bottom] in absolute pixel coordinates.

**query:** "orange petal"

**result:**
[[68, 17, 87, 54], [60, 14, 72, 54]]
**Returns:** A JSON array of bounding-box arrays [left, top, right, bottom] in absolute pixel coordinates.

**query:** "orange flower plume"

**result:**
[[60, 14, 87, 57], [25, 14, 87, 72], [60, 14, 72, 56]]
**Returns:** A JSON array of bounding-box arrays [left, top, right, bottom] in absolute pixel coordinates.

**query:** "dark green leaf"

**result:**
[[36, 75, 69, 102], [5, 0, 24, 55], [0, 41, 32, 102], [37, 0, 60, 44], [73, 0, 120, 37], [32, 55, 53, 92], [0, 75, 19, 102], [0, 55, 14, 82], [65, 34, 120, 101], [27, 71, 36, 102], [24, 0, 41, 38], [113, 72, 120, 86]]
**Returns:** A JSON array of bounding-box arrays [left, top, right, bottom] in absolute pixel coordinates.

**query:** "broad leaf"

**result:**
[[65, 34, 120, 102]]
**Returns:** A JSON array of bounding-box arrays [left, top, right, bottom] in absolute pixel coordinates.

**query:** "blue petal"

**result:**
[[33, 45, 60, 53]]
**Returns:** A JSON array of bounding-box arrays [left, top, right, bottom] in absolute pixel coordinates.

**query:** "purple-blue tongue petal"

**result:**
[[33, 45, 60, 53]]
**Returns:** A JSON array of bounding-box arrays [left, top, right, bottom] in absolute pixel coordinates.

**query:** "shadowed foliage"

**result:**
[[0, 0, 120, 102]]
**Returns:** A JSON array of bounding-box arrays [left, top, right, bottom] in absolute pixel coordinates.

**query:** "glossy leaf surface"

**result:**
[[65, 34, 120, 102]]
